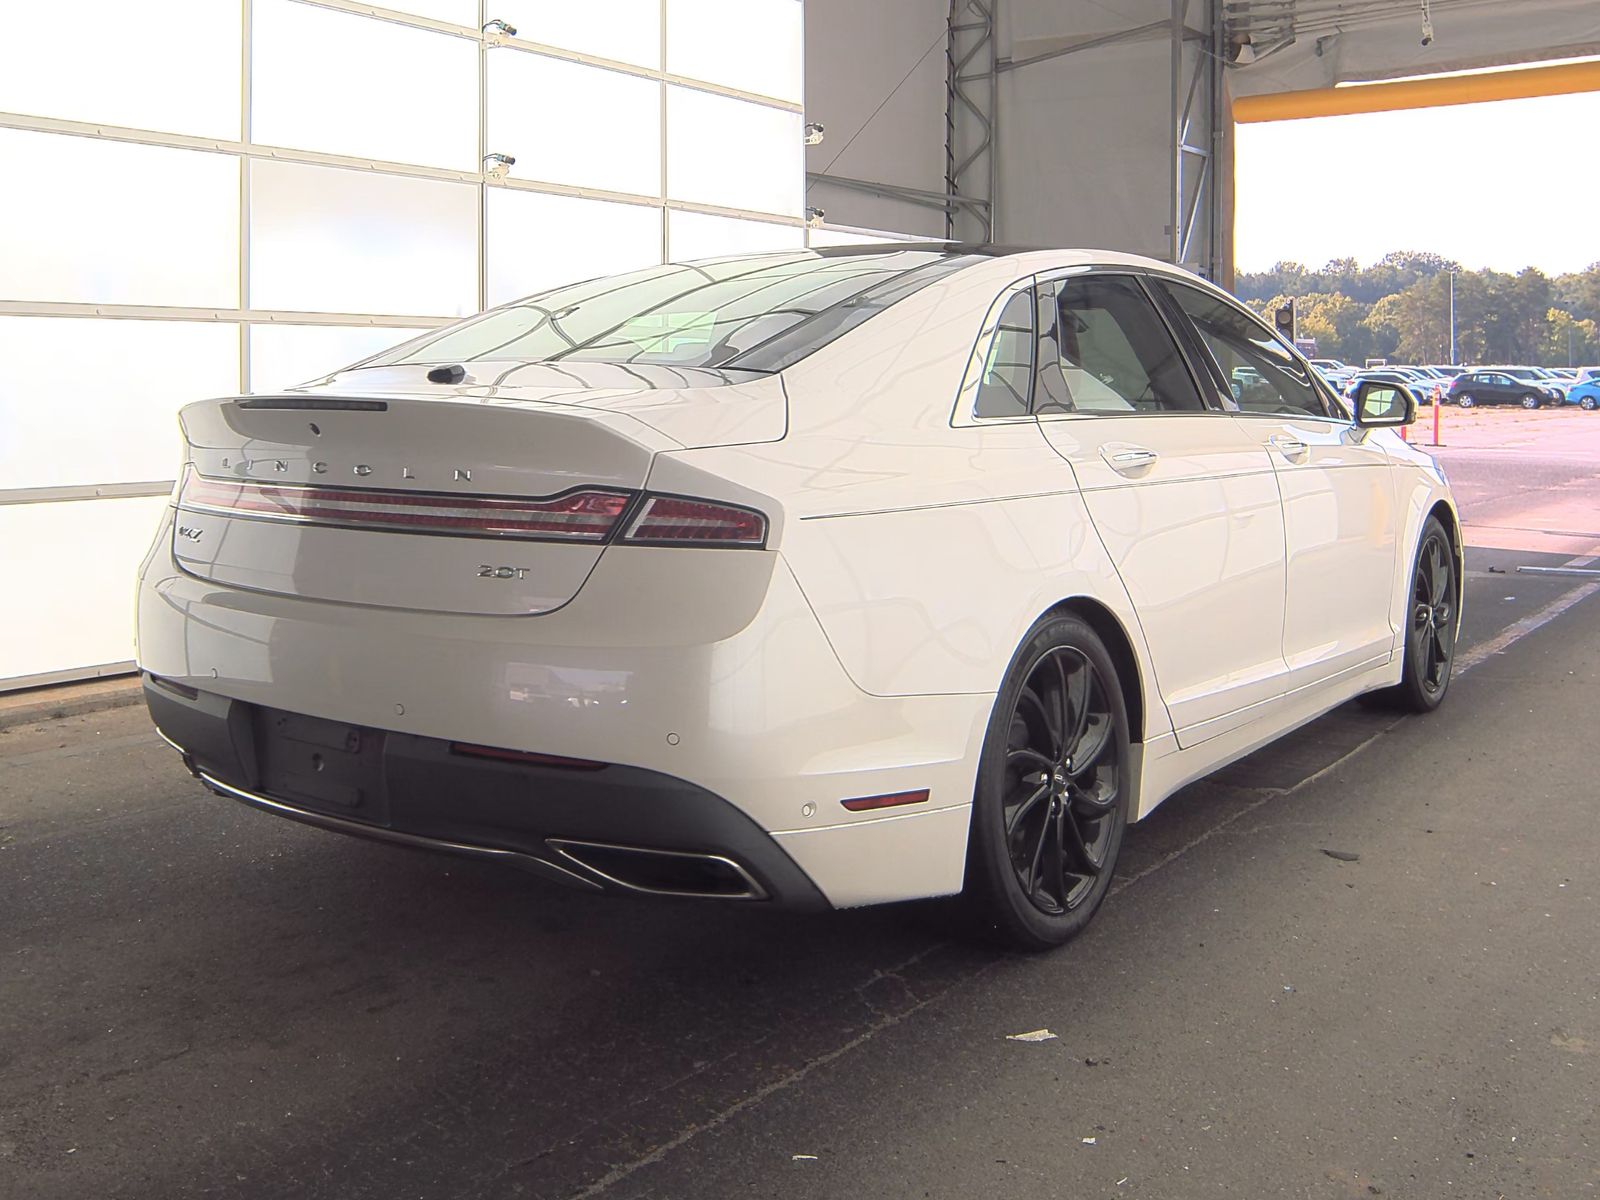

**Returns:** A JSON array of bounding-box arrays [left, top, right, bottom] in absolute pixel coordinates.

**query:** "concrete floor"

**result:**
[[2, 410, 1597, 1199]]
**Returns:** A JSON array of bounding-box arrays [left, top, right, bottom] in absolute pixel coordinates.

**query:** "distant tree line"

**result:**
[[1234, 251, 1600, 366]]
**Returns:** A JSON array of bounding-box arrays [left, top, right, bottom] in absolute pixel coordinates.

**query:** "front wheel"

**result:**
[[963, 615, 1130, 951], [1378, 517, 1459, 712], [1521, 394, 1541, 409]]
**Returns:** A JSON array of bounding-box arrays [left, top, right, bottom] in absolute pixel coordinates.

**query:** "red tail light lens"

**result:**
[[620, 495, 768, 547], [177, 469, 630, 542]]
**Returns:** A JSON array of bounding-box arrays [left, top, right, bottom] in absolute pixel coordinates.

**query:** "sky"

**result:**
[[1234, 88, 1600, 277]]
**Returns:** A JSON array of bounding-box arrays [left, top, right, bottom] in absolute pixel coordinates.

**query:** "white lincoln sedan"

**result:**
[[137, 245, 1460, 949]]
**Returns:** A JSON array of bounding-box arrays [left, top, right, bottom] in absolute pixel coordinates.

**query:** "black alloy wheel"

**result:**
[[1379, 516, 1458, 712], [964, 615, 1129, 950]]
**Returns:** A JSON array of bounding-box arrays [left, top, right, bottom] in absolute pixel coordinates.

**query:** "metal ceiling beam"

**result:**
[[807, 170, 990, 216], [1235, 55, 1600, 119]]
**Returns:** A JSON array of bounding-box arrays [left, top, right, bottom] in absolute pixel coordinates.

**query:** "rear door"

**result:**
[[1156, 279, 1400, 693], [1027, 272, 1290, 746]]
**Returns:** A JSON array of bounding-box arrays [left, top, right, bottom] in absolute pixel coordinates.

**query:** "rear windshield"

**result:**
[[363, 249, 981, 373]]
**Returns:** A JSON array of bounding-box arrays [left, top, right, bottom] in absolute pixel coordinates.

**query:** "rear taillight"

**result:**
[[176, 467, 769, 548], [619, 495, 768, 547], [177, 467, 630, 542]]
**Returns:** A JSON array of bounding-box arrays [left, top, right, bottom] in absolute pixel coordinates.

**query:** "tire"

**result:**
[[1457, 393, 1475, 408], [1375, 516, 1459, 713], [1521, 394, 1541, 409], [1582, 396, 1597, 411], [963, 614, 1130, 951]]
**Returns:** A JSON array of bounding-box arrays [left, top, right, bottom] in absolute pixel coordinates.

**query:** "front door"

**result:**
[[1027, 272, 1290, 746], [1157, 279, 1400, 693]]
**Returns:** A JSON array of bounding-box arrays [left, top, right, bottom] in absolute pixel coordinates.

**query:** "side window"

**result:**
[[1160, 281, 1330, 418], [972, 290, 1036, 418], [1033, 275, 1204, 414]]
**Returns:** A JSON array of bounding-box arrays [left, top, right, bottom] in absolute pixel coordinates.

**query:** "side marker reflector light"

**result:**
[[841, 789, 930, 813]]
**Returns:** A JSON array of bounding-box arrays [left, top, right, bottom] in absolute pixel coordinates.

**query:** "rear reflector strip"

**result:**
[[840, 789, 930, 813], [178, 471, 630, 542], [449, 742, 608, 771]]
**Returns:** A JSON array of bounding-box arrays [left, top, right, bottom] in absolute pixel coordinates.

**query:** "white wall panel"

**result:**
[[498, 0, 662, 68], [0, 497, 169, 684], [667, 0, 804, 100], [381, 0, 480, 24], [249, 325, 432, 392], [0, 0, 807, 688], [0, 319, 237, 491], [252, 0, 479, 170], [487, 190, 663, 304], [249, 160, 478, 317], [0, 0, 240, 139], [488, 54, 662, 196], [668, 211, 804, 260], [0, 130, 239, 308], [806, 227, 912, 246], [667, 88, 803, 216]]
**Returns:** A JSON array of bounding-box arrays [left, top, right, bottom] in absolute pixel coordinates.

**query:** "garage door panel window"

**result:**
[[252, 0, 478, 171], [496, 0, 662, 68], [1160, 281, 1329, 418], [667, 88, 804, 217], [1034, 276, 1205, 415]]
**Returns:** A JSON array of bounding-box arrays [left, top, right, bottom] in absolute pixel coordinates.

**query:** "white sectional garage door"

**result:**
[[0, 0, 806, 690]]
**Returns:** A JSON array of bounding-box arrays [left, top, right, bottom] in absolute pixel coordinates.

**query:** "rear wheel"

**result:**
[[1582, 396, 1597, 411], [1457, 393, 1475, 408], [963, 615, 1129, 951], [1521, 393, 1541, 409], [1377, 517, 1458, 713]]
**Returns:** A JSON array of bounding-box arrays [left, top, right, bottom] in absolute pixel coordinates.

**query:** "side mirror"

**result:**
[[1353, 381, 1416, 428]]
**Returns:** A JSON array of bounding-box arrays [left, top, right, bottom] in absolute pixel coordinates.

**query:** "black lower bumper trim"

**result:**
[[142, 675, 828, 910]]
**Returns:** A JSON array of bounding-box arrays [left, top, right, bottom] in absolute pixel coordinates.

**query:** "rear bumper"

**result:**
[[145, 676, 830, 908], [136, 506, 993, 908]]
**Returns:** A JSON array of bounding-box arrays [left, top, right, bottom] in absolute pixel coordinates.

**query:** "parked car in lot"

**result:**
[[1493, 366, 1566, 403], [137, 245, 1461, 950], [1310, 358, 1356, 390], [1448, 370, 1549, 408], [1562, 377, 1600, 410]]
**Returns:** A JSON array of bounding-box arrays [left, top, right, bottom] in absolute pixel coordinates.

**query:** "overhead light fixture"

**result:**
[[804, 207, 826, 228], [1233, 38, 1257, 65], [482, 18, 517, 46], [1420, 0, 1435, 46], [803, 122, 825, 146], [483, 152, 516, 181]]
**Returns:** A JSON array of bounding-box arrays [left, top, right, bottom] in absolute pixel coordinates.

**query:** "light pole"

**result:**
[[1448, 270, 1457, 364]]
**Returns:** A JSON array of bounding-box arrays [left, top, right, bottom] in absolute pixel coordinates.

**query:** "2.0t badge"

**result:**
[[478, 565, 530, 579]]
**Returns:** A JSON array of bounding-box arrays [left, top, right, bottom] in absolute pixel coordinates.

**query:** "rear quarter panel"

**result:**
[[662, 255, 1172, 738]]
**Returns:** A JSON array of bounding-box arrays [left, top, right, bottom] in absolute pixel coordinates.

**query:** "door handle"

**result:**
[[1269, 435, 1310, 461], [1101, 444, 1159, 474]]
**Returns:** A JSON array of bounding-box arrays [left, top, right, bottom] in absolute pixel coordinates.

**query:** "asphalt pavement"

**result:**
[[3, 410, 1598, 1200]]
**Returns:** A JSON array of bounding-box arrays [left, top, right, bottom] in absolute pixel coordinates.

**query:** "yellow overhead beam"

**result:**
[[1234, 58, 1600, 122]]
